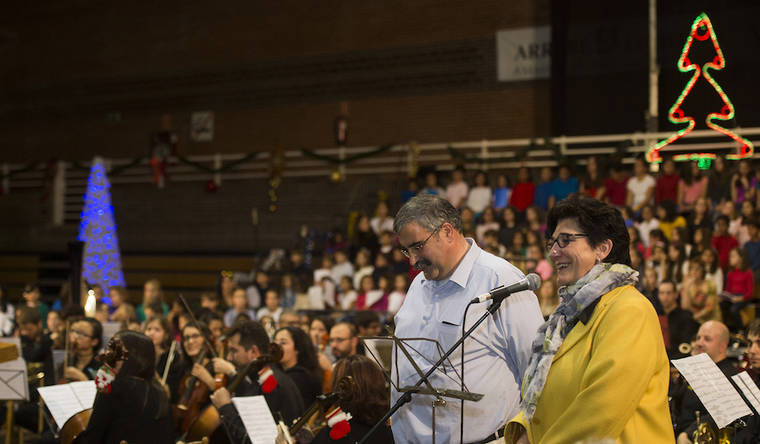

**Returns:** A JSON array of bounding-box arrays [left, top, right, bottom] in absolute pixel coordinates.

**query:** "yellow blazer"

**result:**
[[505, 285, 673, 444]]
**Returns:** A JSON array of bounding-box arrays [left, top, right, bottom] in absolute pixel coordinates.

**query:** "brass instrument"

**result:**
[[693, 411, 716, 443], [679, 342, 693, 355], [692, 410, 741, 444]]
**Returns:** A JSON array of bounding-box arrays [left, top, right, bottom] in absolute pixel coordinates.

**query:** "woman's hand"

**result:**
[[516, 431, 530, 444], [192, 363, 215, 389], [212, 358, 236, 376]]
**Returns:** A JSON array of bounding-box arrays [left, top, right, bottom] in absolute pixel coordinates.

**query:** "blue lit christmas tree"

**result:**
[[78, 157, 126, 294]]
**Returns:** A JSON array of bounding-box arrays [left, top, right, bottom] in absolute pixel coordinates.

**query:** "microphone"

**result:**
[[471, 273, 542, 304]]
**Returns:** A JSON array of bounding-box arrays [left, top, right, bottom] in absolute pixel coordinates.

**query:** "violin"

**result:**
[[184, 343, 283, 443], [60, 337, 128, 444], [288, 376, 355, 443], [174, 347, 211, 433], [214, 334, 229, 390], [173, 294, 221, 433]]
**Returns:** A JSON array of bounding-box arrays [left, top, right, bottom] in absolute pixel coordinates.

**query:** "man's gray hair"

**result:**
[[393, 194, 463, 234]]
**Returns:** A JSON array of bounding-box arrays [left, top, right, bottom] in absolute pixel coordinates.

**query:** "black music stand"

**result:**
[[360, 333, 483, 444]]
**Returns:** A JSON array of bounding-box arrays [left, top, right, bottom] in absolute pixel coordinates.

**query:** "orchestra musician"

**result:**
[[75, 331, 174, 444], [209, 320, 304, 443], [505, 195, 673, 443], [64, 317, 102, 382], [273, 326, 323, 407], [672, 320, 737, 443], [14, 306, 54, 433], [174, 321, 216, 433], [311, 355, 394, 444], [143, 316, 182, 402], [736, 319, 760, 441], [179, 321, 216, 390]]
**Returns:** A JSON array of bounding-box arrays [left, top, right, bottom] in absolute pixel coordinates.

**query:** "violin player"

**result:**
[[210, 320, 304, 443]]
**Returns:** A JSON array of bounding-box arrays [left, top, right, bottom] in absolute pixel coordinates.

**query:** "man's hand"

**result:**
[[213, 357, 236, 376], [210, 387, 231, 408], [677, 431, 693, 444]]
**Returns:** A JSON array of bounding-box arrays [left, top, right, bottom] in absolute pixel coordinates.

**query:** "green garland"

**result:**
[[300, 144, 395, 164], [0, 162, 41, 180], [175, 152, 261, 173]]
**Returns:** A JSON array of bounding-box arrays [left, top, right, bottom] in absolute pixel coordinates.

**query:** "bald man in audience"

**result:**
[[329, 322, 358, 360], [674, 321, 736, 443]]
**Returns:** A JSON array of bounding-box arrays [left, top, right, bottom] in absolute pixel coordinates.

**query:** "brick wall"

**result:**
[[0, 0, 551, 254]]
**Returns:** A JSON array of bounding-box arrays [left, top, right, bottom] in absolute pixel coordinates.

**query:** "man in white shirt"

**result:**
[[390, 194, 543, 443]]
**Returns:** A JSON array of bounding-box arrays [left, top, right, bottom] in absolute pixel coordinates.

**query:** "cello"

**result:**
[[184, 342, 283, 443]]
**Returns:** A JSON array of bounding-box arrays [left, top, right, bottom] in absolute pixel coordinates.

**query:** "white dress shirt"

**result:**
[[391, 239, 543, 443]]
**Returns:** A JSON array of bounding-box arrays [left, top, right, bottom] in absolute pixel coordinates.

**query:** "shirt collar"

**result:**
[[420, 238, 478, 290], [447, 238, 478, 288]]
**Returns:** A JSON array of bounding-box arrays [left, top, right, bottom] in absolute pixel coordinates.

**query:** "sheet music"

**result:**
[[232, 395, 278, 444], [732, 372, 760, 415], [672, 353, 752, 428], [37, 384, 88, 428], [0, 357, 29, 400], [69, 381, 97, 408]]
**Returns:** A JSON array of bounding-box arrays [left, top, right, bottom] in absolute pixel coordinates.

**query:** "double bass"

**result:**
[[184, 342, 283, 442]]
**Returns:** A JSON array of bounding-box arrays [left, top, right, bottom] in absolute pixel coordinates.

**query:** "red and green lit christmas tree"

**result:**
[[646, 12, 753, 167]]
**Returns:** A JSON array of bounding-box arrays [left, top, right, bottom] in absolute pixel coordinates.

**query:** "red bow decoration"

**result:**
[[257, 365, 277, 394], [326, 406, 352, 440]]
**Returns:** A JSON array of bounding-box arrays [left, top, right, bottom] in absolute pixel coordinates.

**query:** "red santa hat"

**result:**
[[257, 365, 277, 394], [326, 406, 352, 440]]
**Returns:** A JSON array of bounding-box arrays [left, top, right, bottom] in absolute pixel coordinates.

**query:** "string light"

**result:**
[[78, 158, 126, 295], [646, 13, 754, 164]]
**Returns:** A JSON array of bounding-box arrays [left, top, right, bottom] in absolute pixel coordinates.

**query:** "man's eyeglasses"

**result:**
[[400, 225, 442, 258], [545, 233, 588, 253], [328, 337, 351, 344]]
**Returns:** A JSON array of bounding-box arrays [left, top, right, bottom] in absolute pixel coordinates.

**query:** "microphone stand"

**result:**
[[357, 293, 509, 444]]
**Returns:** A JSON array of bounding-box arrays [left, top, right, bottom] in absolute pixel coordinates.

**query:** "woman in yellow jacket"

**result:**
[[505, 195, 673, 444]]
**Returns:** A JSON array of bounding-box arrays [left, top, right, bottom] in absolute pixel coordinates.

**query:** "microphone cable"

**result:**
[[460, 299, 476, 444]]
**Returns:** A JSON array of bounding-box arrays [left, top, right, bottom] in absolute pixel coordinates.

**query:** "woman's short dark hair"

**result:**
[[332, 355, 389, 425], [545, 194, 631, 266]]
